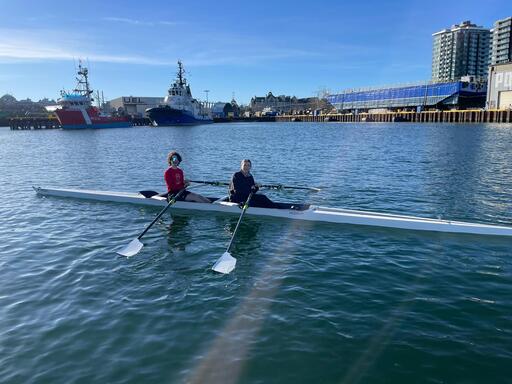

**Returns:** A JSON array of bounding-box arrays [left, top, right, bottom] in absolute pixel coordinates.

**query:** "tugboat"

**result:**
[[55, 61, 132, 129], [146, 61, 212, 126]]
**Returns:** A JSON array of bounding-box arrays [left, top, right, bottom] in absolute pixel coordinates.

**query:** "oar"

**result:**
[[189, 179, 229, 187], [212, 191, 254, 274], [190, 179, 321, 192], [116, 188, 188, 257], [259, 183, 321, 192]]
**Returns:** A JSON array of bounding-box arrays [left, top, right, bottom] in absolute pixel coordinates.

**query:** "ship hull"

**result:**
[[59, 122, 133, 129], [55, 109, 132, 129], [146, 106, 213, 126]]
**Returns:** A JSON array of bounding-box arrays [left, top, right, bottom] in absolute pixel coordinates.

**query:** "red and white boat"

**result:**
[[55, 62, 132, 129]]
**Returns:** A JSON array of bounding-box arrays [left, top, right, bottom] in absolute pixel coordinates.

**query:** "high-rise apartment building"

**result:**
[[432, 21, 491, 82], [491, 16, 512, 65]]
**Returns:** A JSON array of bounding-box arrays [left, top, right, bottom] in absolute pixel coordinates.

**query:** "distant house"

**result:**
[[249, 92, 330, 114], [250, 92, 298, 113], [211, 99, 241, 118]]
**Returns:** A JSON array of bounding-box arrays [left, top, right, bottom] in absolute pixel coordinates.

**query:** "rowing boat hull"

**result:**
[[33, 187, 512, 237]]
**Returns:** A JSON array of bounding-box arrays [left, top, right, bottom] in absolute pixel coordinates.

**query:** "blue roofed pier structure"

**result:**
[[327, 80, 487, 113]]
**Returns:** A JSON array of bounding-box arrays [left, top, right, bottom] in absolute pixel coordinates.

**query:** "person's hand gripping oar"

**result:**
[[116, 187, 188, 257], [211, 190, 255, 274]]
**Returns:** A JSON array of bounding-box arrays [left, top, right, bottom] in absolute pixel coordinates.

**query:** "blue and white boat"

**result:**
[[146, 61, 212, 126]]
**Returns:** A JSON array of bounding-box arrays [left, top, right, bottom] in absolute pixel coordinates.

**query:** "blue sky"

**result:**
[[0, 0, 509, 104]]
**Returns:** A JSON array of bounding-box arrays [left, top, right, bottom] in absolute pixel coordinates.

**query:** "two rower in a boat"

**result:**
[[164, 151, 210, 203], [229, 159, 278, 208]]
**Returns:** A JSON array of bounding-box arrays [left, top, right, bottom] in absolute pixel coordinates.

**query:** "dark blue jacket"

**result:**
[[229, 171, 258, 203]]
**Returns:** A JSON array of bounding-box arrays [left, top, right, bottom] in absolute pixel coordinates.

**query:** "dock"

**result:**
[[9, 117, 60, 130], [277, 109, 512, 123], [8, 116, 151, 130]]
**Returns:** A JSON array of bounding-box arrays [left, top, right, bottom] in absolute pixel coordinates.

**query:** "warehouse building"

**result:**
[[486, 62, 512, 109], [107, 96, 164, 117], [326, 79, 487, 113]]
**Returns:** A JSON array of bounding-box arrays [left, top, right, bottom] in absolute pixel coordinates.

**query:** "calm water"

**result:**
[[1, 122, 511, 384]]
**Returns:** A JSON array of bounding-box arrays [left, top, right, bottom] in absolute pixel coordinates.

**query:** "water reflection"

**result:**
[[166, 214, 192, 251], [223, 217, 262, 254]]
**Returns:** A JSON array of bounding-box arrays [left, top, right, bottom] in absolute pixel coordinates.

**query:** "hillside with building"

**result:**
[[0, 94, 57, 125]]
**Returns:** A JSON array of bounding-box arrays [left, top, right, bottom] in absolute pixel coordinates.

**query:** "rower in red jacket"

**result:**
[[164, 151, 210, 203]]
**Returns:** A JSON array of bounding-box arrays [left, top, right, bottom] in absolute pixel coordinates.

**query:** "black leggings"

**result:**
[[249, 194, 277, 209], [168, 190, 190, 201]]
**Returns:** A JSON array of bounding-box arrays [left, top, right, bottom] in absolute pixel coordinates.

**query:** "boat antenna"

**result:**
[[177, 60, 185, 87]]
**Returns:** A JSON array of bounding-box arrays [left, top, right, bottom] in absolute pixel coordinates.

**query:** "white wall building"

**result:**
[[108, 96, 164, 117], [486, 62, 512, 109]]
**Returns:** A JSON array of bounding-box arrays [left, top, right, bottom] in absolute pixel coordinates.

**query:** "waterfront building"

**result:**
[[107, 96, 164, 117], [326, 79, 487, 113], [486, 62, 512, 109], [250, 92, 299, 113], [432, 21, 491, 83], [211, 99, 240, 118], [491, 16, 512, 65], [250, 92, 330, 114]]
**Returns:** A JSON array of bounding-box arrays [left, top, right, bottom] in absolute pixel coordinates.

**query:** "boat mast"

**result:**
[[73, 60, 94, 100], [177, 61, 185, 87]]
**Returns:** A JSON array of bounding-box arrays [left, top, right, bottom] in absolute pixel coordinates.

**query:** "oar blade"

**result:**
[[117, 238, 144, 257], [212, 252, 237, 274]]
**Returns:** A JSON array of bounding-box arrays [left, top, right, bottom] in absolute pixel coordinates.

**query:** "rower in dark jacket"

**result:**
[[229, 159, 277, 208]]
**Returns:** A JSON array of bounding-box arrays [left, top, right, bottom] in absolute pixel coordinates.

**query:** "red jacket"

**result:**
[[164, 167, 185, 193]]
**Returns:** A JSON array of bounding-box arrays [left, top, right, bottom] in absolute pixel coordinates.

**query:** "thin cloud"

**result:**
[[0, 27, 326, 68], [0, 37, 320, 67], [102, 17, 179, 27], [0, 30, 172, 65]]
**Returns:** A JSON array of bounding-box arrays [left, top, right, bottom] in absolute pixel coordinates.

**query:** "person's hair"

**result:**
[[167, 151, 182, 165], [240, 159, 251, 168]]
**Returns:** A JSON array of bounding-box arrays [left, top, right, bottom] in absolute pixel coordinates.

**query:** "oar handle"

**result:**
[[137, 187, 187, 240], [190, 179, 321, 192], [259, 184, 321, 192], [189, 180, 230, 187], [226, 192, 254, 253]]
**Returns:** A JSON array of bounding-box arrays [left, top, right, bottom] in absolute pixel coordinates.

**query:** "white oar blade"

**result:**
[[116, 238, 144, 257], [212, 252, 237, 274]]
